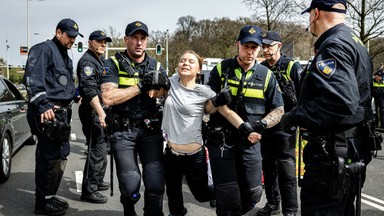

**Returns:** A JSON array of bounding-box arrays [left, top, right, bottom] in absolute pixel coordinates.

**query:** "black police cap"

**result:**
[[125, 21, 148, 36], [89, 30, 112, 42], [237, 25, 262, 46], [262, 31, 281, 45], [301, 0, 347, 14], [56, 18, 83, 38]]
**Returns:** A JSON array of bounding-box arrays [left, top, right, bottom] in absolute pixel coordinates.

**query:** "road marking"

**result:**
[[75, 171, 83, 193], [362, 193, 384, 211]]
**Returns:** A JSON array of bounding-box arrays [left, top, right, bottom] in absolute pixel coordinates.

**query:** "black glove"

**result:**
[[251, 119, 267, 134], [239, 122, 254, 139], [137, 80, 151, 93], [143, 70, 170, 90], [211, 86, 232, 107], [280, 112, 296, 133]]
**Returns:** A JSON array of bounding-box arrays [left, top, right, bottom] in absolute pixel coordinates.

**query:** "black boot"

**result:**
[[257, 203, 280, 216], [34, 198, 66, 216], [124, 204, 137, 216]]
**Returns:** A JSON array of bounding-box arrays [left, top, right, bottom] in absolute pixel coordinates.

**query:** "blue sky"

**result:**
[[0, 0, 254, 66]]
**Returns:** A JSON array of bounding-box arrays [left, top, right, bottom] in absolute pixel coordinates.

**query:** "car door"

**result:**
[[0, 78, 28, 150]]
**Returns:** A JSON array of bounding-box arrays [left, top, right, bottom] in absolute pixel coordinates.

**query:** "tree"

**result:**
[[347, 0, 384, 64], [242, 0, 303, 30]]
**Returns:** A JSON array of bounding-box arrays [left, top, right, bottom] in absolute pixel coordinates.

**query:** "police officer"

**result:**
[[100, 21, 166, 216], [372, 63, 384, 128], [77, 30, 112, 204], [24, 18, 82, 215], [206, 25, 284, 216], [281, 0, 373, 215], [258, 31, 300, 216]]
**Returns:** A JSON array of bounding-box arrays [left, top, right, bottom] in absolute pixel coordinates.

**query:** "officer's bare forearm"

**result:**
[[217, 105, 243, 128], [90, 96, 106, 117], [263, 106, 284, 128], [101, 82, 140, 107]]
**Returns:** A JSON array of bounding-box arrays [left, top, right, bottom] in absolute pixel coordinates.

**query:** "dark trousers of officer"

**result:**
[[29, 107, 71, 206], [206, 139, 263, 216], [79, 104, 107, 195], [35, 137, 70, 205], [111, 126, 165, 216], [373, 87, 384, 128], [261, 128, 298, 214], [300, 130, 371, 216], [164, 146, 214, 215]]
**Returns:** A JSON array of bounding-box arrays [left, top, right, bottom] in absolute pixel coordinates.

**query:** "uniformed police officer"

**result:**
[[281, 0, 373, 215], [77, 30, 112, 204], [206, 25, 284, 216], [372, 63, 384, 128], [100, 21, 166, 216], [258, 31, 300, 216], [24, 18, 83, 215]]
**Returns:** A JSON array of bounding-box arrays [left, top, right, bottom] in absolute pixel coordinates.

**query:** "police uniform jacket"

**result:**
[[101, 51, 166, 119], [208, 57, 284, 134], [289, 23, 372, 132], [260, 53, 302, 95], [24, 37, 76, 115], [77, 49, 105, 111]]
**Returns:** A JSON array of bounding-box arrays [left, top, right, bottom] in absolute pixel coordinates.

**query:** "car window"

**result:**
[[2, 79, 24, 101], [0, 79, 16, 102]]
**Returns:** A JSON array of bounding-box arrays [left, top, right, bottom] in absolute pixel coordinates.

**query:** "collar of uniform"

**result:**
[[86, 49, 104, 64], [314, 23, 346, 51], [123, 50, 148, 67], [52, 37, 69, 59], [233, 56, 259, 73]]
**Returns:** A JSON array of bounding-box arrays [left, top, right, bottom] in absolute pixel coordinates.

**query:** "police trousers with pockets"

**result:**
[[300, 131, 371, 216], [261, 128, 298, 214], [111, 127, 165, 216], [206, 139, 263, 216], [79, 104, 108, 195]]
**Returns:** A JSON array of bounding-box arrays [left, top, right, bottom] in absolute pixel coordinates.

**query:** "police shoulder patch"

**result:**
[[316, 59, 336, 78], [102, 66, 109, 76], [84, 66, 94, 76]]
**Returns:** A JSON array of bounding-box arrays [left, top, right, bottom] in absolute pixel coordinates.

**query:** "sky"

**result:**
[[0, 0, 255, 66]]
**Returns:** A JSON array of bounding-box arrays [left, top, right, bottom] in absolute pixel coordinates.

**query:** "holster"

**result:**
[[204, 126, 225, 145], [329, 156, 350, 200], [40, 107, 71, 141]]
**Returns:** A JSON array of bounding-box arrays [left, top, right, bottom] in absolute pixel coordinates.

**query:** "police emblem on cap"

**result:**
[[74, 23, 78, 30], [249, 27, 256, 34], [262, 32, 267, 37], [135, 22, 142, 27], [101, 31, 105, 36], [316, 59, 336, 78], [84, 66, 94, 76]]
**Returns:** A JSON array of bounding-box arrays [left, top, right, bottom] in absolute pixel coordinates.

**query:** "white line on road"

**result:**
[[362, 193, 384, 211]]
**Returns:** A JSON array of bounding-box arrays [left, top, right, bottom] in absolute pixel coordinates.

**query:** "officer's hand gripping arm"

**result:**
[[211, 86, 232, 107]]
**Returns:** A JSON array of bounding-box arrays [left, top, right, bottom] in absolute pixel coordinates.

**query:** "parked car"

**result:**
[[0, 76, 36, 183]]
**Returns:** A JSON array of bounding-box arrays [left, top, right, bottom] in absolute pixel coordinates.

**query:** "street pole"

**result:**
[[27, 0, 29, 52], [165, 29, 169, 76], [166, 29, 169, 75], [6, 33, 9, 79]]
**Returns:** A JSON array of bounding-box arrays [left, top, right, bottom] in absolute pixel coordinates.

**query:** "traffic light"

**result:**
[[156, 44, 162, 55], [77, 42, 83, 52]]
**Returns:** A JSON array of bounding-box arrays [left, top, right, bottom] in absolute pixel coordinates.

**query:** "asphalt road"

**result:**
[[1, 103, 384, 216]]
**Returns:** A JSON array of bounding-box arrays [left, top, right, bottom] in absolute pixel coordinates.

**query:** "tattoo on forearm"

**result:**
[[264, 106, 284, 128]]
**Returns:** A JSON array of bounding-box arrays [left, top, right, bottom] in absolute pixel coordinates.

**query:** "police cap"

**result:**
[[125, 21, 148, 36], [89, 30, 112, 42], [56, 18, 84, 38], [262, 31, 281, 45], [301, 0, 347, 14], [237, 25, 262, 46]]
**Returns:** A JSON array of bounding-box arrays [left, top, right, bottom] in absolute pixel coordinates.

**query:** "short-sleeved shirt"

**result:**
[[162, 74, 216, 145]]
